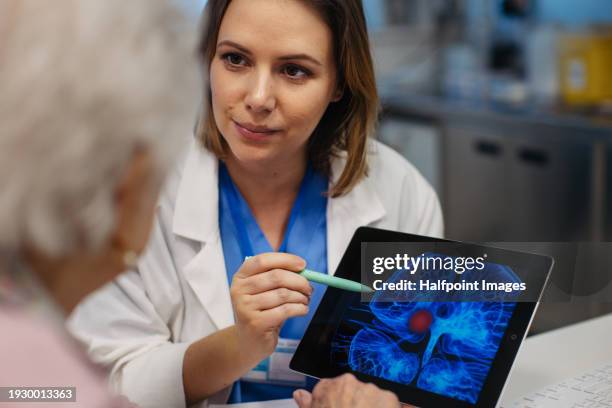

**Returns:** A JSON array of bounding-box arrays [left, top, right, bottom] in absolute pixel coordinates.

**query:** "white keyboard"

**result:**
[[507, 364, 612, 407]]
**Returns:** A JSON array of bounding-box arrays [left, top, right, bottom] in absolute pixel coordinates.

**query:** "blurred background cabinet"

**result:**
[[442, 125, 593, 242]]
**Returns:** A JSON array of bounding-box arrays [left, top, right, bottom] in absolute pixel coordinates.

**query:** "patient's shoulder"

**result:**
[[0, 309, 132, 407]]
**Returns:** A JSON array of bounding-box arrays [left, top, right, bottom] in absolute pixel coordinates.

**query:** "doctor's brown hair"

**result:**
[[196, 0, 379, 197]]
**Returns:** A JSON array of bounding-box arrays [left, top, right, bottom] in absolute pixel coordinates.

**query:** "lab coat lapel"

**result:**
[[183, 237, 234, 330], [172, 140, 234, 330], [327, 147, 386, 275]]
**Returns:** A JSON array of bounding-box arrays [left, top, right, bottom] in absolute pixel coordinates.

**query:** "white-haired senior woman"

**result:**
[[0, 0, 199, 406]]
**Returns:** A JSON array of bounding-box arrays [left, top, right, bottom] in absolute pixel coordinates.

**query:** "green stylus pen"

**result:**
[[300, 269, 374, 293], [244, 257, 374, 293]]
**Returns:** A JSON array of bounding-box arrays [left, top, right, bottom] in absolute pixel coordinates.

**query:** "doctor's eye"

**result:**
[[282, 64, 312, 81], [221, 52, 248, 68]]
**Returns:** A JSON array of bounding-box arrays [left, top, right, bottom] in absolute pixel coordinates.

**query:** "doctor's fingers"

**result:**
[[247, 288, 310, 311], [236, 253, 306, 278], [259, 302, 309, 327], [234, 268, 313, 297]]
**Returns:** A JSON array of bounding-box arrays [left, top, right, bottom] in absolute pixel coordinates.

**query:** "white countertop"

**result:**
[[500, 312, 612, 404]]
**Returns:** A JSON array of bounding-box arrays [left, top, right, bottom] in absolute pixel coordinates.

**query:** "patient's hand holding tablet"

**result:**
[[294, 373, 402, 408], [291, 227, 553, 408]]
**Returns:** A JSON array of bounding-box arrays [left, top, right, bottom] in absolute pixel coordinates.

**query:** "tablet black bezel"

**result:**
[[290, 227, 553, 408]]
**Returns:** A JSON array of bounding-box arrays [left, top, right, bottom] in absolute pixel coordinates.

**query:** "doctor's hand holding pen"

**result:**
[[183, 253, 312, 404], [231, 253, 312, 359]]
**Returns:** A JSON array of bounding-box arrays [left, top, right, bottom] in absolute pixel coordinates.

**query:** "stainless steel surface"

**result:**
[[382, 92, 612, 136]]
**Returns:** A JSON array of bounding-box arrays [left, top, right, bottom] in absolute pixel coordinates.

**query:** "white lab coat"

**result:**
[[68, 138, 443, 408]]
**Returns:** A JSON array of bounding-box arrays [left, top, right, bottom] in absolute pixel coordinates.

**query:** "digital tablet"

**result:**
[[290, 227, 553, 408]]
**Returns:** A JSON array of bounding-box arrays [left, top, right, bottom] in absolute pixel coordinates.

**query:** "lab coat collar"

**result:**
[[326, 144, 386, 274], [172, 140, 219, 244], [171, 141, 387, 246]]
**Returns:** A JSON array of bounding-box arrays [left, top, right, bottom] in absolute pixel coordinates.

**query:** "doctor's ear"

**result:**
[[331, 87, 344, 102]]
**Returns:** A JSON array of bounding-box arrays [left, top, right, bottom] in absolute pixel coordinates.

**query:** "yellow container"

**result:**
[[559, 29, 612, 106]]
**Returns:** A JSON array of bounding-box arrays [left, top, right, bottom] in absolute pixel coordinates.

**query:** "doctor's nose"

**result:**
[[244, 71, 276, 113]]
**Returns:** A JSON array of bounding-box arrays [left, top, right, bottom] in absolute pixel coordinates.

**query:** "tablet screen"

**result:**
[[290, 227, 553, 408], [331, 297, 515, 404]]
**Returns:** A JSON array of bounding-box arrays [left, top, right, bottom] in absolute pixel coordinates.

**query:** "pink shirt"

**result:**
[[0, 259, 136, 408]]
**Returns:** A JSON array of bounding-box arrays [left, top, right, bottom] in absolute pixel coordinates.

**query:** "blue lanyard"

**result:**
[[219, 163, 311, 257]]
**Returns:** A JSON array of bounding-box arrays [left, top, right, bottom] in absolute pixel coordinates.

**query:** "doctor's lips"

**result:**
[[233, 120, 282, 142]]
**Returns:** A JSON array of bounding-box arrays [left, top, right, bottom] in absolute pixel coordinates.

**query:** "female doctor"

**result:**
[[69, 0, 443, 407]]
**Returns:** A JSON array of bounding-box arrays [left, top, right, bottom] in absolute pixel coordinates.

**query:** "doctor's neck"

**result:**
[[223, 151, 307, 209]]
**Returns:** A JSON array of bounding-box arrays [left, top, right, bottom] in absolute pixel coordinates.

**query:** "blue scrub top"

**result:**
[[218, 161, 328, 403]]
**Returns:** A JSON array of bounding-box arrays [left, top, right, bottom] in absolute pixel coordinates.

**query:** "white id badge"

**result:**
[[241, 338, 307, 386]]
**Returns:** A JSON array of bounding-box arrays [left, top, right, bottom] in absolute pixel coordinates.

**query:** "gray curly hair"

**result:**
[[0, 0, 200, 256]]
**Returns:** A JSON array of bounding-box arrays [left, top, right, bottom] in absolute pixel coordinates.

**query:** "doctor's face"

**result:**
[[209, 0, 340, 167]]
